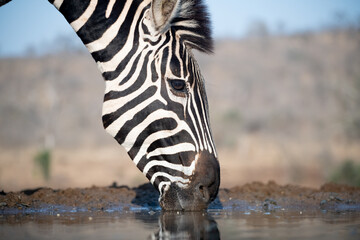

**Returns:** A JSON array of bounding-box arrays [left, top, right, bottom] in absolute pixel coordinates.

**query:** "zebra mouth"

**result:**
[[159, 152, 220, 211], [159, 182, 210, 211]]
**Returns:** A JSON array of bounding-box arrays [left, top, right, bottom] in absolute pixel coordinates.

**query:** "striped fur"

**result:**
[[48, 0, 218, 201]]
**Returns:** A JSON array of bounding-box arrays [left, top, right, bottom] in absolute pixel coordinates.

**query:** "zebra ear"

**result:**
[[151, 0, 180, 33]]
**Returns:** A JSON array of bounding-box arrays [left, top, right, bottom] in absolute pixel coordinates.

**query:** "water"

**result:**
[[1, 209, 359, 239]]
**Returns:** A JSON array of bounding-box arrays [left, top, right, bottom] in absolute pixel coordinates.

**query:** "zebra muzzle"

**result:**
[[159, 152, 220, 211]]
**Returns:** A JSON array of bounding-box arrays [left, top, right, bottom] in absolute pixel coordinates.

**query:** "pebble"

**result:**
[[56, 214, 60, 217], [88, 217, 93, 221], [335, 197, 343, 202]]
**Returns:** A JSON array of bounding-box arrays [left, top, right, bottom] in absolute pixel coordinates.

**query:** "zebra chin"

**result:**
[[159, 151, 220, 211]]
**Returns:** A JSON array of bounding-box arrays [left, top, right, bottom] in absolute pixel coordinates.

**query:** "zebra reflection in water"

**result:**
[[150, 212, 220, 239]]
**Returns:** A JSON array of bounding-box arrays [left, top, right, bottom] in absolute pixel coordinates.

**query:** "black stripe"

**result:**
[[180, 42, 187, 76], [143, 34, 163, 46], [146, 165, 189, 181], [102, 85, 157, 129], [151, 59, 158, 82], [76, 0, 125, 44], [160, 46, 169, 77], [169, 30, 182, 77], [100, 44, 140, 81], [146, 130, 194, 158], [147, 151, 196, 167], [154, 33, 171, 56], [141, 21, 150, 35], [153, 176, 169, 191], [91, 1, 143, 63], [115, 103, 164, 146], [189, 93, 205, 146], [127, 117, 178, 160], [103, 51, 151, 101], [59, 0, 91, 24]]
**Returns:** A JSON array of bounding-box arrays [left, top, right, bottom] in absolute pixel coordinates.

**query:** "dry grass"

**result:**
[[1, 30, 360, 191], [0, 146, 147, 192]]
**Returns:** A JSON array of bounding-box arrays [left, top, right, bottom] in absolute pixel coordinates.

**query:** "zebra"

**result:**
[[1, 0, 220, 211]]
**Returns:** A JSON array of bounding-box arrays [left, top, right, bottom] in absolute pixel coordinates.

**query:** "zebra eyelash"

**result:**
[[167, 78, 188, 98]]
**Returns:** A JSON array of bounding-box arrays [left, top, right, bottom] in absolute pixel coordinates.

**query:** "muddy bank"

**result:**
[[1, 181, 359, 214]]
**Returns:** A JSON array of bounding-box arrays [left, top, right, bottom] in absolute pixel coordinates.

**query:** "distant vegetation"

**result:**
[[1, 28, 360, 187], [34, 148, 51, 180], [1, 28, 360, 150], [330, 160, 360, 187]]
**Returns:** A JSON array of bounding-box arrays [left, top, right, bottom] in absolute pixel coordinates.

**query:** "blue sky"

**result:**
[[0, 0, 359, 57]]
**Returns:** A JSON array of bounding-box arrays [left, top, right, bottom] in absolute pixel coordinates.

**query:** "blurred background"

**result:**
[[1, 0, 360, 191]]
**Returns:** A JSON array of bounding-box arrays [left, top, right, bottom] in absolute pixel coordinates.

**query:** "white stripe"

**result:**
[[133, 127, 185, 165], [187, 95, 203, 151], [103, 45, 152, 90], [53, 0, 64, 9], [71, 0, 98, 32], [173, 20, 199, 29], [150, 172, 189, 186], [146, 142, 195, 159], [103, 34, 165, 90], [103, 81, 153, 115], [105, 95, 161, 137], [96, 2, 150, 72], [158, 181, 170, 195], [130, 111, 198, 165], [197, 79, 217, 156], [102, 49, 153, 115], [175, 39, 184, 79], [106, 0, 116, 18], [191, 79, 207, 152], [87, 0, 150, 55], [176, 30, 205, 39], [86, 0, 133, 53], [196, 83, 211, 153], [143, 156, 197, 176], [122, 109, 185, 151]]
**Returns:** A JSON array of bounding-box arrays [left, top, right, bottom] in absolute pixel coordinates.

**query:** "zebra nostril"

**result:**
[[196, 184, 210, 202]]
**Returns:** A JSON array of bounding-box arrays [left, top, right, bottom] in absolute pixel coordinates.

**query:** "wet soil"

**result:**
[[1, 181, 359, 214]]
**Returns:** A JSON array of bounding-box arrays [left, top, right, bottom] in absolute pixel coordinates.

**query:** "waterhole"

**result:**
[[1, 209, 359, 239], [1, 182, 359, 239]]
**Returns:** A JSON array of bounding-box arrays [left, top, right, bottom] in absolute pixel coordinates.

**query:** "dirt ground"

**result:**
[[1, 181, 359, 214]]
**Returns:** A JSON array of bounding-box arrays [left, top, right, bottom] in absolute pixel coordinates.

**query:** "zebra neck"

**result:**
[[49, 0, 151, 74]]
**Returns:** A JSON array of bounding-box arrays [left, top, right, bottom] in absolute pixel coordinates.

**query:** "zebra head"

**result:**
[[102, 0, 219, 211], [0, 0, 218, 210]]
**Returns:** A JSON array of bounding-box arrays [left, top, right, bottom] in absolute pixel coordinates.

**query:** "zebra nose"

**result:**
[[195, 184, 210, 202], [193, 152, 220, 203], [159, 152, 220, 211], [179, 152, 220, 210]]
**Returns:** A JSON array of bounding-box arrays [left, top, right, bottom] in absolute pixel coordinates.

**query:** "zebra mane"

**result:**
[[170, 0, 213, 53], [0, 0, 12, 7]]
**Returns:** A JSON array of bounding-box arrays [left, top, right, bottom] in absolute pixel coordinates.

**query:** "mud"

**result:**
[[1, 181, 360, 214]]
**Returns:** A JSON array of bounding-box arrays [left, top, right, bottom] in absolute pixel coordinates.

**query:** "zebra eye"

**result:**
[[169, 79, 186, 92]]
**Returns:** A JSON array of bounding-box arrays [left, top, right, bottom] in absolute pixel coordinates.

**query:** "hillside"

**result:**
[[0, 30, 360, 190]]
